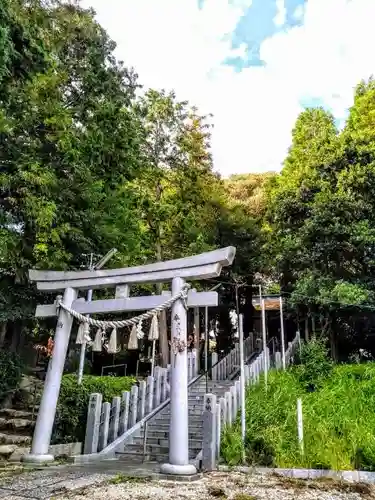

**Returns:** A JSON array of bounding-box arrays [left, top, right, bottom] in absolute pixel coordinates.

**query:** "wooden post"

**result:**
[[297, 398, 304, 455], [261, 298, 268, 389], [279, 296, 286, 370], [239, 314, 246, 460]]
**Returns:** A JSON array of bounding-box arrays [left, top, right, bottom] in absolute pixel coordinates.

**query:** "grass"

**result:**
[[221, 363, 375, 471]]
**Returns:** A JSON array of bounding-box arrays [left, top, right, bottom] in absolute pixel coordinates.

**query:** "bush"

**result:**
[[295, 337, 333, 391], [52, 374, 136, 444], [0, 350, 24, 403]]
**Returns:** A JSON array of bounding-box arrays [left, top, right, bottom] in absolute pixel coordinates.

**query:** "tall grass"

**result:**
[[221, 363, 375, 470]]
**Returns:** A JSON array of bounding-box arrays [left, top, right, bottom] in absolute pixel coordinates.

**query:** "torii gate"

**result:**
[[24, 246, 236, 476]]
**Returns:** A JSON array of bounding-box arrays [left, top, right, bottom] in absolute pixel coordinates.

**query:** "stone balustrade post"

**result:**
[[84, 393, 102, 454], [202, 393, 217, 471]]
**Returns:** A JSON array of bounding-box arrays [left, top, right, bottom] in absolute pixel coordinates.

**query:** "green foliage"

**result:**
[[221, 364, 375, 471], [0, 350, 23, 402], [295, 337, 333, 391], [53, 375, 136, 444], [264, 85, 375, 358]]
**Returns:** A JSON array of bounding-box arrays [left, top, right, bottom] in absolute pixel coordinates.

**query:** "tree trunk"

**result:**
[[10, 321, 21, 352], [304, 317, 309, 342], [242, 285, 253, 339], [193, 306, 200, 372], [155, 214, 169, 368], [330, 329, 338, 361], [216, 306, 232, 355], [0, 322, 7, 349], [311, 314, 316, 336]]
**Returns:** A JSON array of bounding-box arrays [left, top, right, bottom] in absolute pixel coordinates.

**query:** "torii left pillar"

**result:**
[[24, 287, 77, 463]]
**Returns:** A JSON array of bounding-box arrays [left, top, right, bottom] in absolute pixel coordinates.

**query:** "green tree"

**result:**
[[0, 0, 145, 348], [265, 96, 375, 359]]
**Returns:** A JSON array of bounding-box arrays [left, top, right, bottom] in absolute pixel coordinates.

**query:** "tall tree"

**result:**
[[265, 97, 375, 359], [0, 0, 145, 347]]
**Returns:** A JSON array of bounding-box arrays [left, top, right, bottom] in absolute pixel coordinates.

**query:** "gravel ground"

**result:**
[[66, 471, 375, 500]]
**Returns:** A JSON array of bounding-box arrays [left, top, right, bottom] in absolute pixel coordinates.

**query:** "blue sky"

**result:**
[[227, 0, 306, 69], [83, 0, 374, 176]]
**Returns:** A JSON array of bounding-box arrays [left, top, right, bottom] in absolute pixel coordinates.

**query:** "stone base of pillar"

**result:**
[[160, 463, 197, 476], [22, 454, 55, 464]]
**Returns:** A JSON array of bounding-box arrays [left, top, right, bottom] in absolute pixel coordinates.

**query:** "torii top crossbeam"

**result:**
[[29, 246, 236, 292]]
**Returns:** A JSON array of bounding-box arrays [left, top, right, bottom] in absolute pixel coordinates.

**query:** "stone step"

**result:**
[[196, 381, 234, 387], [122, 443, 201, 457], [0, 444, 20, 460], [189, 387, 232, 394], [0, 417, 35, 433], [0, 433, 32, 446], [190, 389, 232, 396], [116, 451, 199, 463], [0, 409, 34, 420], [161, 409, 203, 416], [0, 418, 34, 433], [161, 396, 204, 406], [132, 436, 202, 448], [116, 451, 168, 462], [140, 429, 201, 440], [151, 416, 203, 425], [147, 422, 202, 432]]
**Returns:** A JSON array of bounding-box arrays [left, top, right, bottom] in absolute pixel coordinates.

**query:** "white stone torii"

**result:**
[[24, 246, 236, 476]]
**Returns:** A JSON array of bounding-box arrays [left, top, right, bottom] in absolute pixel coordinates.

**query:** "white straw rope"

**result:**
[[58, 284, 190, 329]]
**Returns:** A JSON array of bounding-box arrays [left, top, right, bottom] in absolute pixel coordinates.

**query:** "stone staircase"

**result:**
[[77, 335, 257, 465], [0, 409, 34, 460], [115, 379, 234, 463], [0, 376, 42, 461]]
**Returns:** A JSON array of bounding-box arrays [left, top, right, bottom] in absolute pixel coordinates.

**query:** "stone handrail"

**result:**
[[201, 331, 301, 471], [82, 340, 245, 458]]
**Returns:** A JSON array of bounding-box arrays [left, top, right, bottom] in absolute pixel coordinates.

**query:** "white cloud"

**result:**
[[293, 4, 305, 21], [81, 0, 375, 176], [273, 0, 286, 27]]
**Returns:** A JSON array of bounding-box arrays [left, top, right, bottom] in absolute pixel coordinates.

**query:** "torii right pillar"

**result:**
[[161, 276, 196, 475]]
